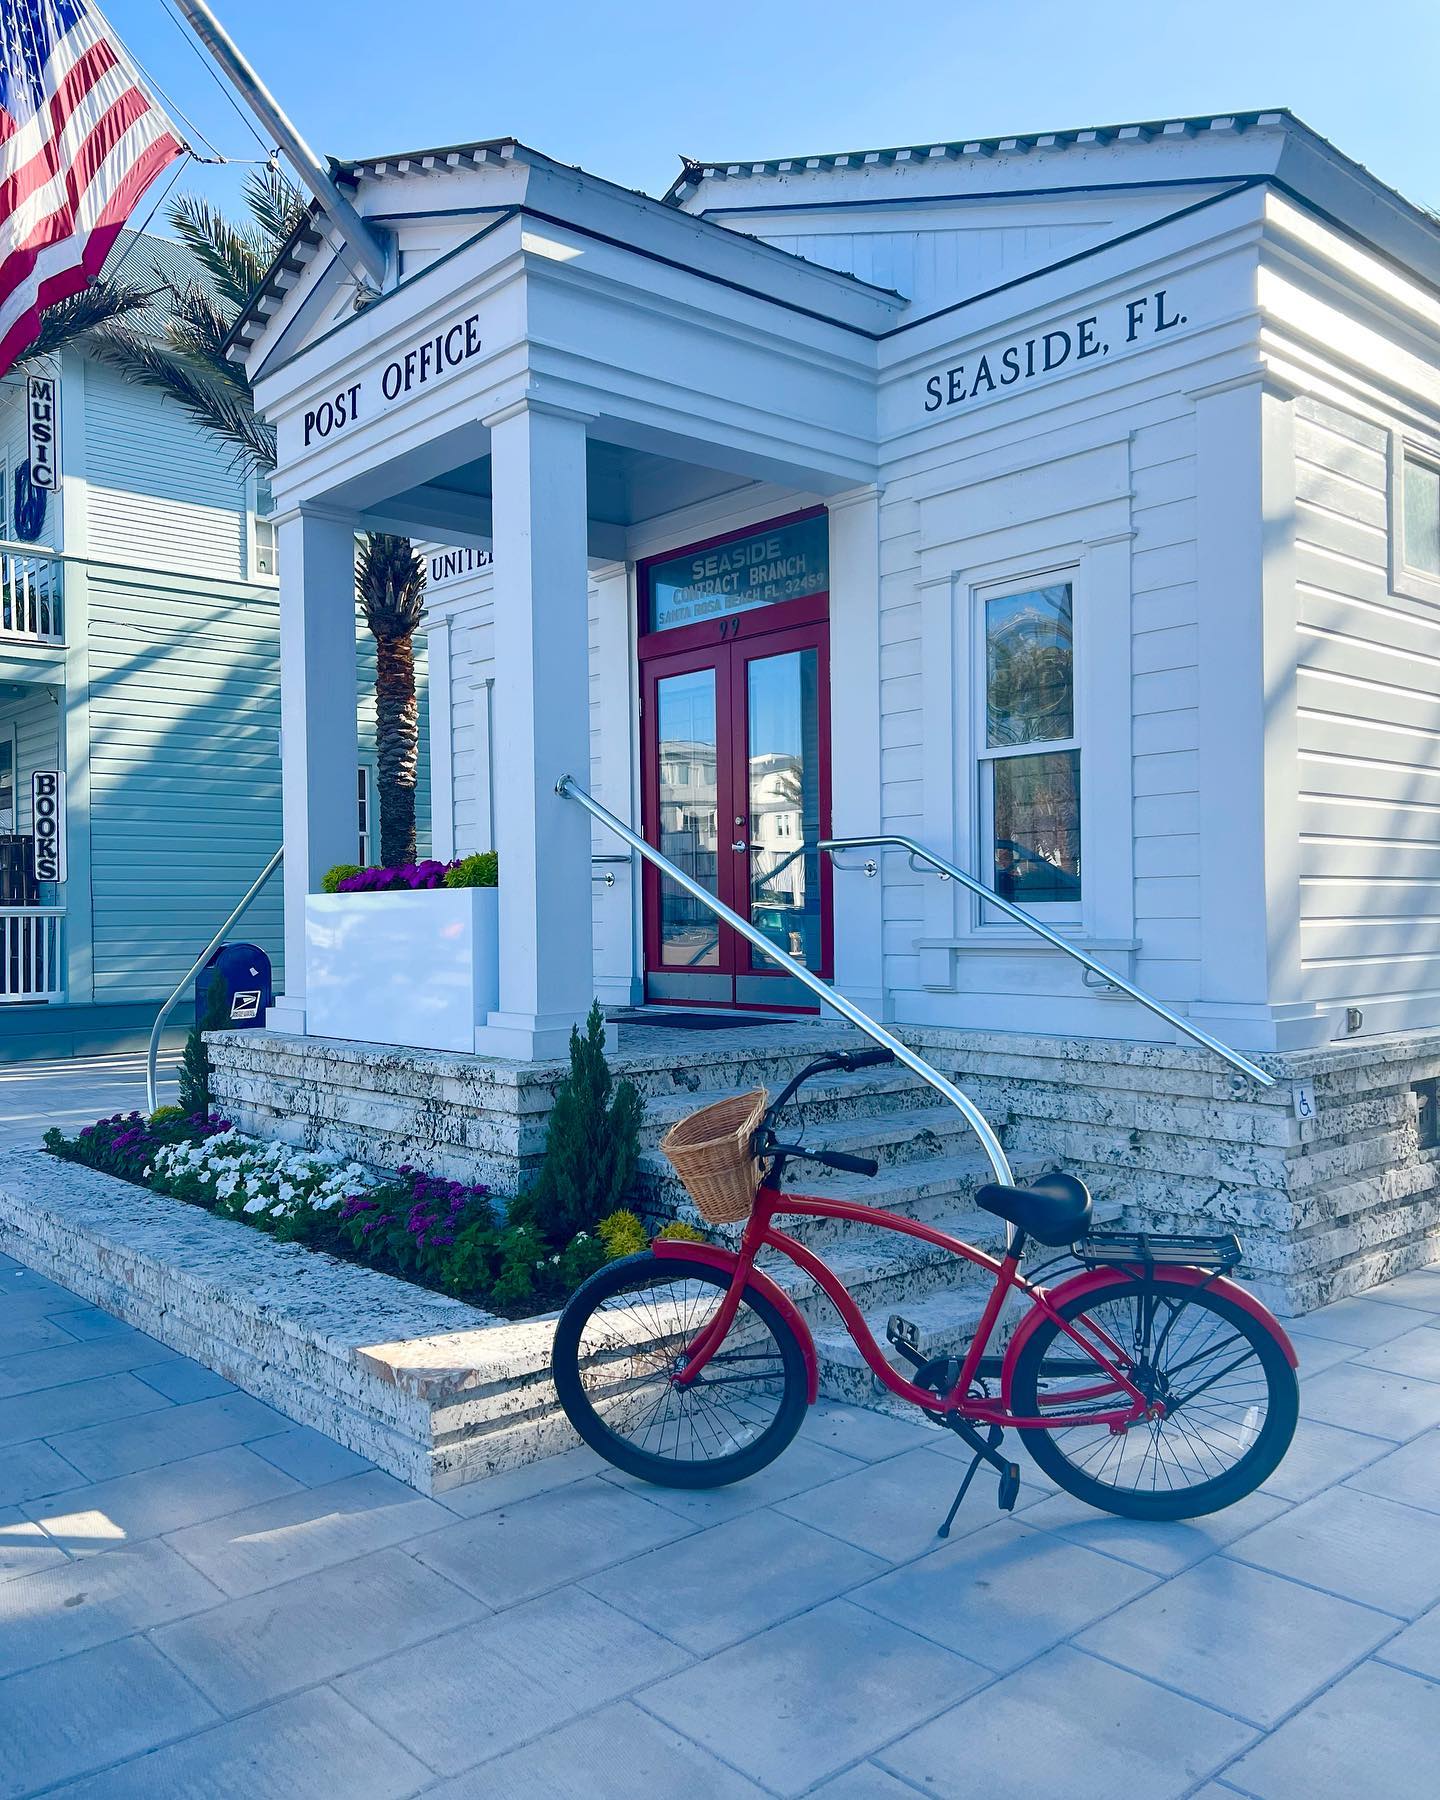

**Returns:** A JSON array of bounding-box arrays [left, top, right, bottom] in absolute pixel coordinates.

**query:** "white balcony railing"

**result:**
[[0, 543, 64, 644], [0, 908, 65, 1003]]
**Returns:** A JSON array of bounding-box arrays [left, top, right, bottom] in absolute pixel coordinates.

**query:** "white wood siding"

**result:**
[[84, 568, 283, 998], [83, 364, 248, 579], [1130, 411, 1201, 1001], [1291, 396, 1440, 1029]]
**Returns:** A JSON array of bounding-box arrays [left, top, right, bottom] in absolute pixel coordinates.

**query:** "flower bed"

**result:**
[[44, 1110, 701, 1320]]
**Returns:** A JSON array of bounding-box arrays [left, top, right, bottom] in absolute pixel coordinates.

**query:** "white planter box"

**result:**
[[305, 888, 499, 1053]]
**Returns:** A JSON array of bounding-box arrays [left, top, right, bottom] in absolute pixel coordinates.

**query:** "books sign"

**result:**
[[31, 770, 65, 883], [26, 375, 60, 490]]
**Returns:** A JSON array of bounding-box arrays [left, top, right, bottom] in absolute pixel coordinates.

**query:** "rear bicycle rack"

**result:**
[[1075, 1229, 1242, 1274]]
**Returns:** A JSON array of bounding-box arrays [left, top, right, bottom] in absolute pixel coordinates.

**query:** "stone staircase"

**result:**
[[630, 1051, 1073, 1411]]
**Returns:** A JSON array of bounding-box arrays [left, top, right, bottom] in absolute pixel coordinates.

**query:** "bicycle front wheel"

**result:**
[[551, 1252, 809, 1488], [1010, 1272, 1298, 1520]]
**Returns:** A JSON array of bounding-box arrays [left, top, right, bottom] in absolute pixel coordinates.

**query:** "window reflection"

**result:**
[[747, 649, 821, 969], [657, 670, 720, 967], [982, 581, 1080, 904]]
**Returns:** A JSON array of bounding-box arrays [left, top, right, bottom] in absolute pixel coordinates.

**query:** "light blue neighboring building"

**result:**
[[0, 232, 425, 1061]]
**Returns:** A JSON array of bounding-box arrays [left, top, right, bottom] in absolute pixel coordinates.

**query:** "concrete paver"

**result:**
[[1, 1240, 1438, 1795]]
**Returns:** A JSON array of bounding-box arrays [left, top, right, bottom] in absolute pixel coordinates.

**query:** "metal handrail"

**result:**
[[145, 848, 284, 1114], [556, 775, 1015, 1188], [820, 834, 1275, 1089]]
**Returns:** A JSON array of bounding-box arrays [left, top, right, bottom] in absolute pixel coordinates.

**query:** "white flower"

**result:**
[[243, 1196, 266, 1214]]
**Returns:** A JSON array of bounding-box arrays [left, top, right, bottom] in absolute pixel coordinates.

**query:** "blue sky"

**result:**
[[109, 0, 1440, 222]]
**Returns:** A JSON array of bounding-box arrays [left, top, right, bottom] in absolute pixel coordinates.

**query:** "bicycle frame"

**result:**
[[672, 1187, 1156, 1430]]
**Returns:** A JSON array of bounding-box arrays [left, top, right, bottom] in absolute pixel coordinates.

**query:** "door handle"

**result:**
[[731, 839, 749, 853]]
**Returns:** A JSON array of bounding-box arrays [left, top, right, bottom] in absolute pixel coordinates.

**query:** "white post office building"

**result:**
[[213, 111, 1440, 1312]]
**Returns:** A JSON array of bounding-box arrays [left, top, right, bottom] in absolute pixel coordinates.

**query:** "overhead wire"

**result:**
[[155, 0, 276, 162]]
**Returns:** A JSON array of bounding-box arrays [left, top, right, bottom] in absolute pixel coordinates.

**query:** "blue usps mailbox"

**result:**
[[196, 942, 272, 1028]]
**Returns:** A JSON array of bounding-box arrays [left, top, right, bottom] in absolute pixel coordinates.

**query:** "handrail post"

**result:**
[[819, 835, 1275, 1090], [145, 848, 284, 1114], [555, 775, 1015, 1188]]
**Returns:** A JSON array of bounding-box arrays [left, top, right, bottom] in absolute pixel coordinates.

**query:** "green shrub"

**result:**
[[178, 974, 228, 1118], [598, 1210, 649, 1260], [558, 1230, 607, 1289], [488, 1222, 551, 1310], [322, 863, 362, 894], [656, 1219, 707, 1244], [148, 1104, 185, 1126], [442, 851, 498, 889], [523, 1002, 642, 1245]]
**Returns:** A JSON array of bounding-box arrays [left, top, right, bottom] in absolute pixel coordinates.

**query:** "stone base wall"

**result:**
[[206, 1021, 858, 1195], [209, 1019, 1440, 1315], [906, 1024, 1440, 1313]]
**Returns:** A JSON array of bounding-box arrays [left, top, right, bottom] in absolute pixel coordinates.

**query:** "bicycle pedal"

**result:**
[[885, 1314, 926, 1368], [997, 1463, 1022, 1512]]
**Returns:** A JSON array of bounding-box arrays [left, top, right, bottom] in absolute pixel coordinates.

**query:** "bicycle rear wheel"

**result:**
[[1010, 1272, 1297, 1520], [551, 1252, 809, 1488]]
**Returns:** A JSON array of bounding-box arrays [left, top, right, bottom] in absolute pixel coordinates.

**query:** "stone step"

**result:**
[[638, 1145, 1037, 1248], [749, 1207, 1011, 1341], [639, 1068, 941, 1144]]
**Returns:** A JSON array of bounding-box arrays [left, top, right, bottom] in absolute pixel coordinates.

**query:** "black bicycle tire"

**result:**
[[551, 1252, 810, 1488], [1011, 1272, 1298, 1520]]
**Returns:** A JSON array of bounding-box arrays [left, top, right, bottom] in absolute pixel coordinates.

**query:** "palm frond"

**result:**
[[91, 326, 276, 471], [243, 165, 308, 248], [165, 193, 273, 311], [357, 534, 427, 640], [161, 278, 249, 388], [14, 278, 158, 367]]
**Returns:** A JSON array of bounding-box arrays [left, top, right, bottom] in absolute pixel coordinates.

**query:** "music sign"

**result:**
[[27, 375, 60, 491], [31, 770, 65, 883]]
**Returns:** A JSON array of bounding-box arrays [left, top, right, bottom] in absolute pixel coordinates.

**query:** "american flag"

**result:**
[[0, 0, 186, 376]]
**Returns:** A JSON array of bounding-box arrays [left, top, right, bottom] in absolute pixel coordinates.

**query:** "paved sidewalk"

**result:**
[[0, 1053, 179, 1152], [3, 1254, 1440, 1798]]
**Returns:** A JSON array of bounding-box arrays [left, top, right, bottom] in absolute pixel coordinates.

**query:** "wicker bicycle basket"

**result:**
[[659, 1088, 769, 1225]]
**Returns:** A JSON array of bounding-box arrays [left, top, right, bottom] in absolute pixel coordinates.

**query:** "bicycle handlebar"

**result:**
[[758, 1048, 895, 1183], [767, 1141, 881, 1179]]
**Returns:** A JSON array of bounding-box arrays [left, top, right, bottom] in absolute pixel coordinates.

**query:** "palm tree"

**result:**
[[19, 168, 433, 867], [11, 167, 304, 470], [356, 534, 427, 867]]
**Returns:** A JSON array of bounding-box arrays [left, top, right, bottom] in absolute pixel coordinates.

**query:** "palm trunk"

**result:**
[[375, 632, 419, 866]]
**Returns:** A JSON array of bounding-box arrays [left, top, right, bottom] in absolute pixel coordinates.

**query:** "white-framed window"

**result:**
[[1389, 432, 1440, 604], [974, 573, 1082, 920], [249, 472, 278, 579], [1402, 447, 1440, 578], [357, 764, 372, 865]]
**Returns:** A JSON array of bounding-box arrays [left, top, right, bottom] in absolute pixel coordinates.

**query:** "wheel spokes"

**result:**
[[574, 1275, 788, 1462], [1035, 1291, 1270, 1494]]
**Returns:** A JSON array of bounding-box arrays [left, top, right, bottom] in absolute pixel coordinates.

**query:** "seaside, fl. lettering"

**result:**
[[922, 289, 1187, 415]]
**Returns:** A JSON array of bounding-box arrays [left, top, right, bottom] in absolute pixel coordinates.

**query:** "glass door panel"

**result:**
[[744, 648, 822, 972], [655, 667, 722, 971]]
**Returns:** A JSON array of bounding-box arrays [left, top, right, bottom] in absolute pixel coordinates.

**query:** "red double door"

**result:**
[[640, 613, 833, 1010]]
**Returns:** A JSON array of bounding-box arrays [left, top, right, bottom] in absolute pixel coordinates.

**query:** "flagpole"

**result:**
[[169, 0, 389, 295]]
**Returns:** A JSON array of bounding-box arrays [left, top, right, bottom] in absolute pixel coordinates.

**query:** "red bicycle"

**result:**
[[553, 1047, 1299, 1531]]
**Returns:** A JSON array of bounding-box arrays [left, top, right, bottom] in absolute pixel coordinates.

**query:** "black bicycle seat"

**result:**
[[975, 1171, 1092, 1246]]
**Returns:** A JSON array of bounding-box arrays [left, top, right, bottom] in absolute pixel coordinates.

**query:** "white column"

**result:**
[[267, 505, 359, 1035], [474, 399, 596, 1059], [1191, 373, 1300, 1049], [590, 559, 643, 1006], [826, 485, 889, 1016]]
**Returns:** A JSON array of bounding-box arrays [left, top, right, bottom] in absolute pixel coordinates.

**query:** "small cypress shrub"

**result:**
[[179, 973, 228, 1118], [524, 1001, 642, 1244]]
